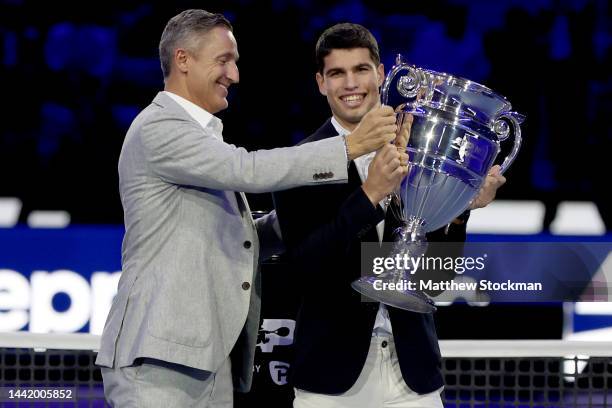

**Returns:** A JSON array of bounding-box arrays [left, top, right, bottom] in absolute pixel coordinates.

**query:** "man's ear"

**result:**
[[316, 72, 327, 96], [175, 48, 190, 74], [377, 63, 385, 87]]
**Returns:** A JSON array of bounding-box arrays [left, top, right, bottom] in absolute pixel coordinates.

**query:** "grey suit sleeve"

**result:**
[[140, 115, 348, 193]]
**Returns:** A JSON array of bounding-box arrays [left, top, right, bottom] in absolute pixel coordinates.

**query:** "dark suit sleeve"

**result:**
[[273, 186, 384, 278]]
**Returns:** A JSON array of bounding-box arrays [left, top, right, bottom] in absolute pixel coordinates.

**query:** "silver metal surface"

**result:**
[[352, 54, 525, 313]]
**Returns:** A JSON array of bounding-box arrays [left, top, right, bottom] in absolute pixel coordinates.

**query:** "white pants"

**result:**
[[293, 336, 443, 408]]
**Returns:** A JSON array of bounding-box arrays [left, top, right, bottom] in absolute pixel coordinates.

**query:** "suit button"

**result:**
[[381, 340, 388, 348], [313, 173, 320, 180], [242, 282, 251, 290], [328, 172, 334, 178], [243, 240, 252, 249]]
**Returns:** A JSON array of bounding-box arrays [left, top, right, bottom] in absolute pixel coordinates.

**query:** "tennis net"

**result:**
[[0, 333, 610, 407]]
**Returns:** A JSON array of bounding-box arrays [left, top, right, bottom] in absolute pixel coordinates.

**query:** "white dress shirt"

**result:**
[[331, 117, 393, 337], [163, 91, 224, 139]]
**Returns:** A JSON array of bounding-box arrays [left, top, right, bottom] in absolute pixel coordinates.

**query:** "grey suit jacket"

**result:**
[[95, 92, 348, 391]]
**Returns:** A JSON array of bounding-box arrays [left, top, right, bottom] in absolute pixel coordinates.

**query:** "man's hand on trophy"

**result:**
[[362, 144, 408, 206], [469, 165, 506, 210], [345, 106, 397, 160], [394, 112, 413, 166]]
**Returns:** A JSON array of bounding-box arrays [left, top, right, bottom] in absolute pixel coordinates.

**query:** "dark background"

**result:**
[[0, 2, 609, 404], [0, 0, 610, 228]]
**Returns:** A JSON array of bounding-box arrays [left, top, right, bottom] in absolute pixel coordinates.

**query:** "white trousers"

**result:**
[[293, 336, 443, 408]]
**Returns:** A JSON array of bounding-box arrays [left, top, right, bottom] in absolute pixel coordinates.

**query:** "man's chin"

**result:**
[[333, 108, 368, 127], [210, 99, 228, 114], [343, 112, 367, 125]]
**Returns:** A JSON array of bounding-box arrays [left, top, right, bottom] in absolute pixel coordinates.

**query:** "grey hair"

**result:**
[[159, 9, 232, 78]]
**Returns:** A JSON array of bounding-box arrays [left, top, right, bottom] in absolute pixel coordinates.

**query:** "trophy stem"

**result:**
[[352, 216, 436, 314], [398, 216, 427, 243]]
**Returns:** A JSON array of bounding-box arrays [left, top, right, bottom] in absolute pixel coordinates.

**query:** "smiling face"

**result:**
[[316, 48, 384, 131], [182, 26, 239, 114]]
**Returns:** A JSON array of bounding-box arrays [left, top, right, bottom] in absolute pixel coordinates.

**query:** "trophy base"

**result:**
[[351, 276, 436, 314]]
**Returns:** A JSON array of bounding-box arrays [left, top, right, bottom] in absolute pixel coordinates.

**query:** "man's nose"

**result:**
[[227, 62, 239, 84], [344, 72, 358, 89]]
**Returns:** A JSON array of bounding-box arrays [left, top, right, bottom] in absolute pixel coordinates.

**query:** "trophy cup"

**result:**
[[351, 55, 524, 313]]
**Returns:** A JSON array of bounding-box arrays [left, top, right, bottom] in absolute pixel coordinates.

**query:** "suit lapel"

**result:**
[[348, 156, 381, 244], [295, 118, 379, 243], [235, 192, 255, 227], [298, 118, 337, 144], [347, 161, 362, 191]]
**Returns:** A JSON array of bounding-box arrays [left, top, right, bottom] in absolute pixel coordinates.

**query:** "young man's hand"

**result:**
[[394, 112, 413, 166], [362, 144, 409, 206], [469, 165, 506, 210]]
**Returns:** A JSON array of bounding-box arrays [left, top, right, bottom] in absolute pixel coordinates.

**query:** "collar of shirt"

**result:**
[[163, 91, 223, 139]]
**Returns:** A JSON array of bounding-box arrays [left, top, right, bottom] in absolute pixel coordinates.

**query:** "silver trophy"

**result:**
[[352, 55, 524, 313]]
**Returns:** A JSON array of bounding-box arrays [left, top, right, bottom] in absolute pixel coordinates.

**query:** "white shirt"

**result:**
[[163, 91, 224, 139], [331, 117, 393, 337]]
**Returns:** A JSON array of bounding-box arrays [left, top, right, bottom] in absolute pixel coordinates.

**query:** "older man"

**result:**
[[96, 10, 403, 408]]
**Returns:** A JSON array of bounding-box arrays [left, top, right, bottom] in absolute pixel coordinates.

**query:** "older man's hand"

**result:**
[[345, 106, 396, 160]]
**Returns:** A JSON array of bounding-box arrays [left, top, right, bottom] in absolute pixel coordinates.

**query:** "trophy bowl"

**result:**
[[352, 55, 524, 313]]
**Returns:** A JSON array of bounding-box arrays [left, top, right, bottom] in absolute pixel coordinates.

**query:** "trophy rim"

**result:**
[[387, 62, 519, 129], [420, 68, 512, 107], [392, 54, 497, 97]]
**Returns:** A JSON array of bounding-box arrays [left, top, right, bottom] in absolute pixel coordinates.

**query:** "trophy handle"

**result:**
[[381, 54, 430, 110], [494, 111, 525, 175]]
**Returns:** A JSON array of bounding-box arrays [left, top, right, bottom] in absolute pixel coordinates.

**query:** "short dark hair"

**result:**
[[159, 9, 232, 78], [315, 23, 380, 74]]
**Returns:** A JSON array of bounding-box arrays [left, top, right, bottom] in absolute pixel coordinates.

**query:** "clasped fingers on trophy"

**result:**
[[345, 106, 397, 159], [393, 111, 414, 153], [362, 144, 407, 206]]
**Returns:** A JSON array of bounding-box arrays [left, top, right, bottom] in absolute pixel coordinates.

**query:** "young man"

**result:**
[[273, 23, 505, 408], [96, 11, 403, 408]]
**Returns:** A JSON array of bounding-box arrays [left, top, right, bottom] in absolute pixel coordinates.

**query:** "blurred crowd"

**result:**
[[0, 0, 609, 227]]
